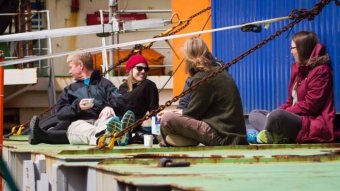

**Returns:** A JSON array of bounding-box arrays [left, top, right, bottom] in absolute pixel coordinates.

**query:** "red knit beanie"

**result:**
[[125, 54, 148, 73]]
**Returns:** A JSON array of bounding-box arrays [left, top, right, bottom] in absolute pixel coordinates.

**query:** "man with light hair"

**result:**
[[29, 51, 123, 145]]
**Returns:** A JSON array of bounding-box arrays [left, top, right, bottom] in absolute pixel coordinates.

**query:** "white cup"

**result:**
[[143, 135, 153, 148], [83, 98, 94, 107]]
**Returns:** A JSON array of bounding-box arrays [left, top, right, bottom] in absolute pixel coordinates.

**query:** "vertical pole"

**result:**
[[46, 10, 57, 106], [17, 0, 24, 69], [108, 0, 114, 77], [99, 10, 109, 79], [0, 51, 4, 191], [27, 1, 33, 68]]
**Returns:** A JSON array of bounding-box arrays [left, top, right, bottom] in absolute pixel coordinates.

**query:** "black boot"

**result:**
[[28, 116, 48, 145]]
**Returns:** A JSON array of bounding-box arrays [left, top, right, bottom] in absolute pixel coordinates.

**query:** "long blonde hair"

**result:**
[[126, 71, 135, 92], [183, 37, 214, 76]]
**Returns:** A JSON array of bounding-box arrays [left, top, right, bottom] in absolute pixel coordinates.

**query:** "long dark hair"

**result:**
[[292, 31, 319, 65]]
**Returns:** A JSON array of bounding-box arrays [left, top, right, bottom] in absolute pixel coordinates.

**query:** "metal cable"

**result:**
[[102, 0, 338, 144]]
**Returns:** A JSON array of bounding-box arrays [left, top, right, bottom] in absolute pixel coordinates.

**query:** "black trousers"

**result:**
[[39, 114, 71, 131]]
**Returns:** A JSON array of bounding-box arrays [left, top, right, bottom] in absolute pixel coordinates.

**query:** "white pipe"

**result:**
[[37, 11, 42, 69], [0, 16, 291, 66], [101, 9, 172, 13], [108, 0, 115, 77], [100, 10, 109, 79], [0, 10, 50, 16], [0, 24, 113, 42], [47, 10, 57, 105], [117, 10, 172, 13]]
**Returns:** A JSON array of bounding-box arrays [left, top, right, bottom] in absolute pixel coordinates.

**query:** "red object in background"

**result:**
[[71, 0, 79, 12], [118, 13, 147, 22], [0, 50, 4, 61], [86, 12, 147, 25]]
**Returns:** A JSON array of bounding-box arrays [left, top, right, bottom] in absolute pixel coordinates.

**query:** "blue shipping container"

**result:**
[[212, 0, 340, 114]]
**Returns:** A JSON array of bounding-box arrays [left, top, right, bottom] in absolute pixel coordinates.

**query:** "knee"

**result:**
[[160, 112, 176, 127], [248, 110, 267, 125], [248, 110, 258, 124], [160, 112, 181, 137], [268, 109, 285, 121]]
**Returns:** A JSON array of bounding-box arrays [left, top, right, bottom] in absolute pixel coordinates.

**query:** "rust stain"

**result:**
[[114, 176, 204, 191], [57, 143, 340, 155], [252, 155, 264, 163], [133, 153, 191, 158], [210, 155, 222, 158], [67, 12, 79, 51], [226, 155, 245, 159], [272, 152, 340, 162], [331, 150, 340, 154], [205, 157, 224, 164]]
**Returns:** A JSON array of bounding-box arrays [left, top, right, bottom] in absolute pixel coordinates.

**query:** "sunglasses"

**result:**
[[135, 66, 149, 72]]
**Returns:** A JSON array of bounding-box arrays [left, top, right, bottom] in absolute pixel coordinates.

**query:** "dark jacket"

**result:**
[[119, 79, 159, 120], [56, 70, 120, 121], [177, 58, 225, 109], [280, 44, 339, 143], [183, 67, 247, 145], [177, 77, 192, 109]]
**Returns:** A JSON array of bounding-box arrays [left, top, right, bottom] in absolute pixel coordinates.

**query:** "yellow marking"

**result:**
[[107, 133, 118, 149]]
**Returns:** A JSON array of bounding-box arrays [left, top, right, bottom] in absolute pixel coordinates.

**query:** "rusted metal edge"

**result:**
[[57, 143, 340, 155], [97, 150, 340, 165]]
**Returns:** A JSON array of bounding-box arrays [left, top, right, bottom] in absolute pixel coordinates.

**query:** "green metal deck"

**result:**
[[2, 136, 340, 191]]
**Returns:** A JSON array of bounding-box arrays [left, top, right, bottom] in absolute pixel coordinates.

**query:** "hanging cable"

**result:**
[[97, 0, 340, 149], [1, 13, 293, 67], [158, 14, 212, 93], [3, 6, 212, 137]]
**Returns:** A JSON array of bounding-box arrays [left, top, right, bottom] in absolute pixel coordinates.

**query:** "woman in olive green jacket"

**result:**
[[158, 37, 247, 147]]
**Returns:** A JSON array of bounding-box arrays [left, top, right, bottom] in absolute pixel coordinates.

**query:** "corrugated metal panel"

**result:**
[[212, 0, 340, 114]]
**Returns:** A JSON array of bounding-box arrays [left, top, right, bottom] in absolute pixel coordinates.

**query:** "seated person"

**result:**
[[249, 31, 339, 144], [29, 54, 159, 146], [177, 57, 224, 109], [91, 54, 160, 145], [118, 54, 159, 143], [157, 37, 247, 147], [29, 51, 120, 144]]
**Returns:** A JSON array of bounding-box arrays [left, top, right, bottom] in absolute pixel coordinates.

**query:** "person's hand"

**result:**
[[79, 98, 94, 110], [99, 106, 116, 119]]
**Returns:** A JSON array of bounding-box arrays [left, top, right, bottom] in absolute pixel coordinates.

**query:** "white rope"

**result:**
[[0, 19, 168, 42], [0, 24, 113, 42], [0, 16, 290, 67]]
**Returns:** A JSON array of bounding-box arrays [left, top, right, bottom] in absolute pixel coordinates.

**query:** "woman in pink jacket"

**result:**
[[249, 31, 339, 144]]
